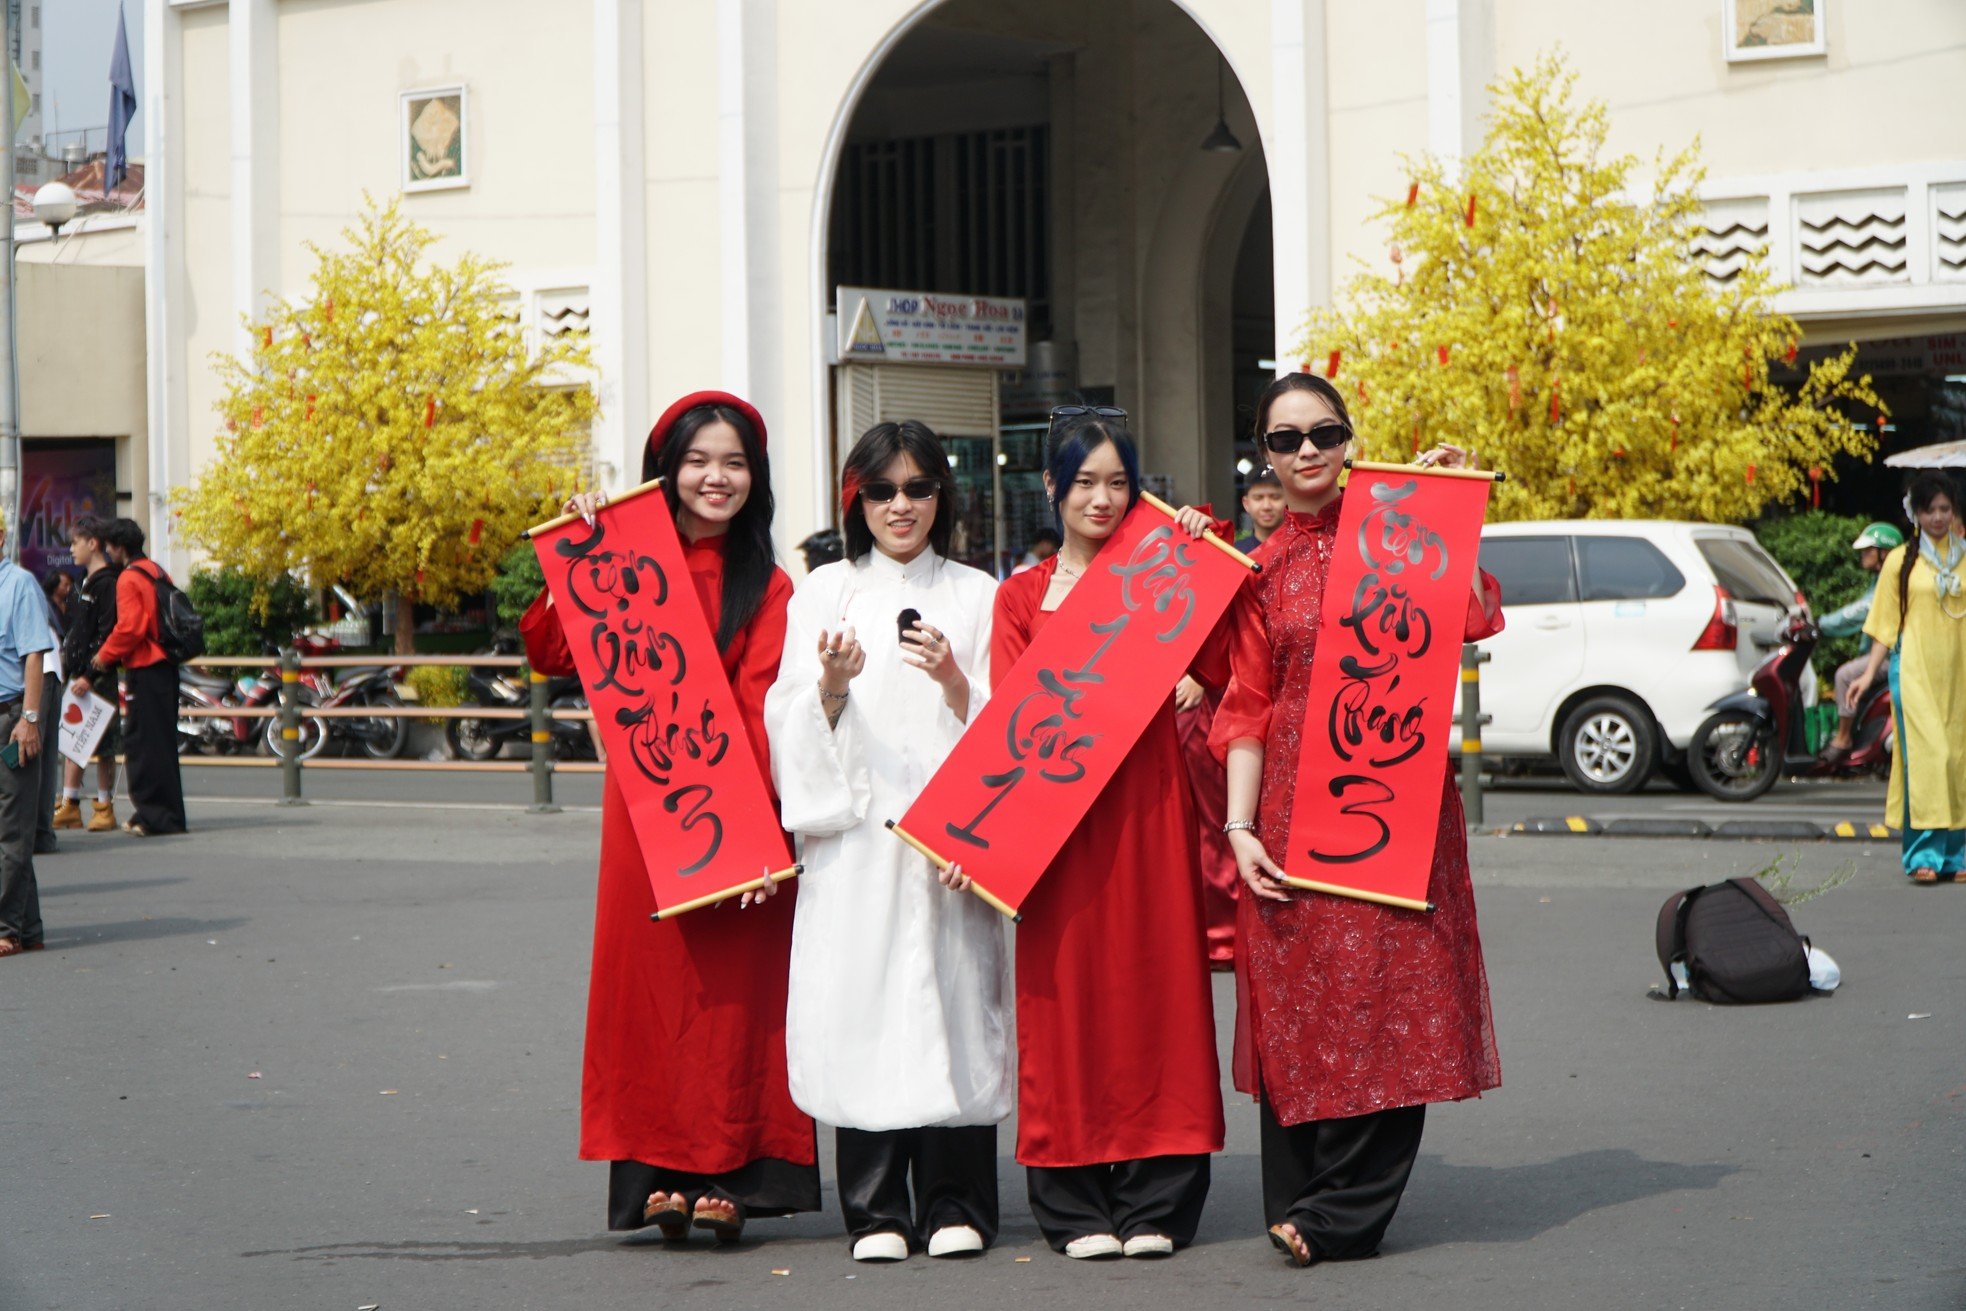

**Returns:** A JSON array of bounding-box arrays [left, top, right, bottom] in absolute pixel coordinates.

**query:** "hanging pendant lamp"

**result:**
[[1200, 59, 1242, 154]]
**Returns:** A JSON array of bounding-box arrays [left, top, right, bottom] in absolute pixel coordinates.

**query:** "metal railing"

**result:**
[[173, 652, 595, 811]]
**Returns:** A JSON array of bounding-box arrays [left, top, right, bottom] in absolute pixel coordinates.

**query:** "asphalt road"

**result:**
[[2, 798, 1960, 1310]]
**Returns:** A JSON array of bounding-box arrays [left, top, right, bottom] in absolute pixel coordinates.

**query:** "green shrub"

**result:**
[[186, 569, 316, 657], [1753, 510, 1874, 673], [488, 542, 545, 630], [404, 665, 469, 724]]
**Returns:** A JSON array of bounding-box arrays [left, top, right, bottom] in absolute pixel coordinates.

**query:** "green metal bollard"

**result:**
[[277, 648, 306, 806], [527, 665, 559, 814], [1457, 644, 1492, 828]]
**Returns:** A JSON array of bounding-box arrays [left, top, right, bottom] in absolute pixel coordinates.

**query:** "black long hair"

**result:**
[[1898, 471, 1960, 616], [647, 404, 776, 654], [839, 420, 958, 562]]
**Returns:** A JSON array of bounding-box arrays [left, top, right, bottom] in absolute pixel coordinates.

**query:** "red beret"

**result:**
[[647, 390, 768, 461]]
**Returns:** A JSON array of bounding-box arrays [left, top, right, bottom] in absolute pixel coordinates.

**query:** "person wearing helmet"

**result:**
[[1820, 521, 1905, 760]]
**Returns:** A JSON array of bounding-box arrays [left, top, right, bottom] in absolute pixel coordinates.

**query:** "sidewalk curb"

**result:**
[[1506, 815, 1898, 842]]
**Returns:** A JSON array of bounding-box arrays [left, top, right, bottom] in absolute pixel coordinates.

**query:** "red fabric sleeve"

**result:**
[[94, 566, 159, 669], [1465, 568, 1504, 643], [991, 568, 1042, 676], [1187, 596, 1238, 690], [729, 568, 794, 793], [517, 590, 577, 678], [1208, 583, 1272, 757]]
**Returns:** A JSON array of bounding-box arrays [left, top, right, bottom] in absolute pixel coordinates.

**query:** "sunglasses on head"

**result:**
[[1261, 422, 1353, 455], [859, 477, 941, 504], [1050, 405, 1128, 423]]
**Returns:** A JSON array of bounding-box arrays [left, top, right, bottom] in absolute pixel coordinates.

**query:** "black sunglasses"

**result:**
[[859, 477, 941, 504], [1262, 422, 1353, 455], [1050, 405, 1128, 423]]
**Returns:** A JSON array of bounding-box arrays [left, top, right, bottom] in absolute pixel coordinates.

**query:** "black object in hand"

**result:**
[[897, 608, 923, 646]]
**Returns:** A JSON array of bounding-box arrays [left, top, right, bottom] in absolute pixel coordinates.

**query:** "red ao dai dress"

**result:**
[[1211, 503, 1503, 1260], [520, 533, 817, 1230], [993, 556, 1225, 1251]]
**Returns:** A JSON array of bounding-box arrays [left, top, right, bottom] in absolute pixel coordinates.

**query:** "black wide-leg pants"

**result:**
[[835, 1125, 998, 1249], [1026, 1154, 1211, 1251], [123, 662, 186, 834], [1259, 1099, 1425, 1261]]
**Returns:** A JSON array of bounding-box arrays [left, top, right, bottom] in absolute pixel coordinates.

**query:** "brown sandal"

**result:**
[[643, 1191, 689, 1240], [693, 1196, 743, 1244], [1911, 868, 1940, 884], [1268, 1224, 1313, 1267]]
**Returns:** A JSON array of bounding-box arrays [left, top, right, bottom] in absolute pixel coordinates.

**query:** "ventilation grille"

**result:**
[[1795, 188, 1908, 287], [1693, 197, 1769, 287], [1934, 183, 1966, 283]]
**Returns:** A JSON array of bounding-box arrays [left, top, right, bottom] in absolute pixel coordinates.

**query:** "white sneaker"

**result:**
[[1064, 1233, 1124, 1260], [927, 1224, 985, 1258], [852, 1231, 909, 1262], [1122, 1233, 1175, 1258]]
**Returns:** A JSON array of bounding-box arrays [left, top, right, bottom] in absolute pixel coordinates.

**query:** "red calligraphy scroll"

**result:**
[[527, 482, 795, 918], [894, 495, 1256, 917], [1283, 463, 1497, 911]]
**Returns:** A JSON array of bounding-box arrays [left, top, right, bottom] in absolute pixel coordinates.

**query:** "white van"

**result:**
[[1461, 521, 1811, 794]]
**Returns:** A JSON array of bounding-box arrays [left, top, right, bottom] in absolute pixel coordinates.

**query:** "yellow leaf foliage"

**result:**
[[173, 198, 596, 612], [1299, 51, 1884, 523]]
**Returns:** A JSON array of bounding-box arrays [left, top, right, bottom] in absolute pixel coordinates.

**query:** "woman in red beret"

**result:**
[[522, 391, 816, 1245]]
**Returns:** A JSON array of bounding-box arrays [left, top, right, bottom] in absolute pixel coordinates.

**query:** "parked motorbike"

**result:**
[[264, 663, 409, 760], [446, 663, 594, 761], [1686, 610, 1893, 801], [177, 659, 284, 755]]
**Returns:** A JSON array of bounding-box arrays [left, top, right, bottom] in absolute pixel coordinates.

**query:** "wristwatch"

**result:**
[[22, 710, 38, 725]]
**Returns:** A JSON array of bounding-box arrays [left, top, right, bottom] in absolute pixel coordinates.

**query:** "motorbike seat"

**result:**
[[182, 669, 235, 691]]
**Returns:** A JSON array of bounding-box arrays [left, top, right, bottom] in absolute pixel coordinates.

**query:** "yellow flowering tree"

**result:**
[[175, 199, 595, 652], [1300, 52, 1884, 523]]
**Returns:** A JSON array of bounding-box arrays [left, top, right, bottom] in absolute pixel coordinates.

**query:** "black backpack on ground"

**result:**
[[135, 559, 207, 664], [1654, 877, 1812, 1004]]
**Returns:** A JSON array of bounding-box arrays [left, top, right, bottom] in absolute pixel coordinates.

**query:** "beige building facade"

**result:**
[[122, 0, 1966, 577]]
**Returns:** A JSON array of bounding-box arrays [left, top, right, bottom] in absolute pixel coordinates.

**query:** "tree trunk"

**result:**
[[395, 593, 416, 655]]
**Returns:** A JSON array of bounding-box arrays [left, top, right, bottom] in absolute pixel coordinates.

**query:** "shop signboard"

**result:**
[[837, 286, 1027, 368]]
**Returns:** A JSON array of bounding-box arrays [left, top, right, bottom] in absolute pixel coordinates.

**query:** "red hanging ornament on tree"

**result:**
[[468, 518, 485, 545], [1406, 181, 1419, 208], [424, 396, 438, 428], [1326, 349, 1342, 380], [1808, 467, 1823, 508], [1549, 376, 1561, 424], [1670, 411, 1681, 452], [1436, 344, 1450, 367], [1745, 464, 1757, 485], [1464, 194, 1478, 228], [1506, 365, 1521, 413]]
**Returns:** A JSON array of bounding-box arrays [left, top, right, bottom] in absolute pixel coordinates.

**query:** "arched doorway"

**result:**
[[815, 0, 1271, 573]]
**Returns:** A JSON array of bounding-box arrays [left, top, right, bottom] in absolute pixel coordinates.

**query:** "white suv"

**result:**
[[1459, 521, 1810, 794]]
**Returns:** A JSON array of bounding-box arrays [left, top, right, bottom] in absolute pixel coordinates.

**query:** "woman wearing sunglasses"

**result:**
[[991, 406, 1226, 1260], [522, 391, 817, 1246], [765, 420, 1009, 1263], [1210, 372, 1503, 1268]]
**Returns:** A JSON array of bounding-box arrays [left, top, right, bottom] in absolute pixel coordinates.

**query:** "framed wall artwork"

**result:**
[[1724, 0, 1826, 63], [402, 86, 468, 192]]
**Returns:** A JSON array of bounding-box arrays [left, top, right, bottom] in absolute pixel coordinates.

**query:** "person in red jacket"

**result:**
[[522, 391, 817, 1245], [74, 518, 185, 836]]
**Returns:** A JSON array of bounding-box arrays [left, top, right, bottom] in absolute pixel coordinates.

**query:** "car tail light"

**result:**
[[1692, 585, 1738, 651]]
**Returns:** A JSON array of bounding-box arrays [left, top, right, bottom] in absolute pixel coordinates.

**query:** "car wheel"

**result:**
[[1687, 709, 1780, 802], [1557, 696, 1656, 795]]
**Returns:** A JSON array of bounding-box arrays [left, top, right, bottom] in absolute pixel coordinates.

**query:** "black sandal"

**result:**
[[643, 1192, 689, 1241], [692, 1196, 744, 1245], [1268, 1224, 1313, 1267]]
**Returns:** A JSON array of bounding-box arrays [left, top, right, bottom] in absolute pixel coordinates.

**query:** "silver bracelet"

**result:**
[[1222, 819, 1257, 835], [818, 685, 849, 705]]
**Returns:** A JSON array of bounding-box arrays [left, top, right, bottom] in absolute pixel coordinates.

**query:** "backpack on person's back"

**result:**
[[130, 560, 206, 664]]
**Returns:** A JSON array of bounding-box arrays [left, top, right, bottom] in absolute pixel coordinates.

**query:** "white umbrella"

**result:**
[[1884, 440, 1966, 469]]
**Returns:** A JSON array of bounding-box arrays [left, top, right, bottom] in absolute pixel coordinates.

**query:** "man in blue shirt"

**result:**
[[0, 520, 57, 958]]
